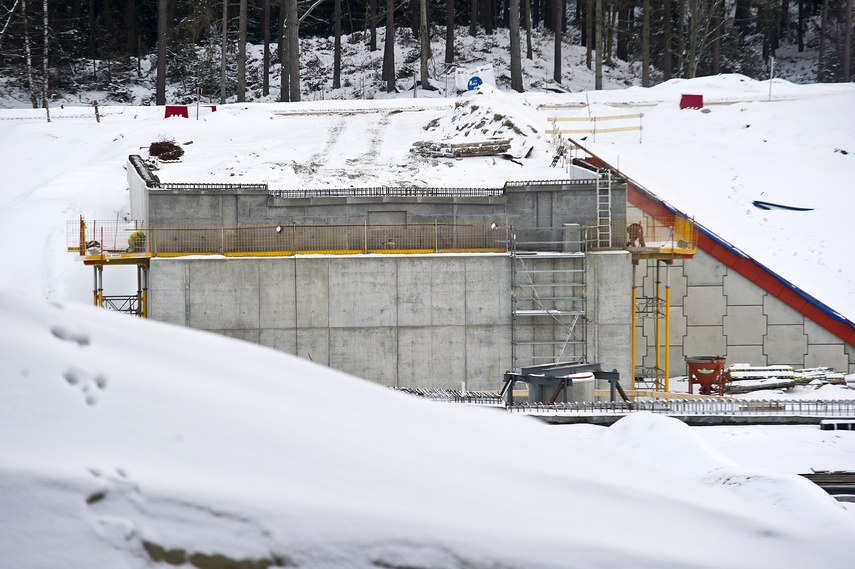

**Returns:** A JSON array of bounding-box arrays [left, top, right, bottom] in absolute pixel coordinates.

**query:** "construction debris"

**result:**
[[410, 138, 512, 158]]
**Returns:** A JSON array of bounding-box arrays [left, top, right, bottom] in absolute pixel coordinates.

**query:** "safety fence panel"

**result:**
[[70, 220, 510, 257], [585, 215, 697, 253]]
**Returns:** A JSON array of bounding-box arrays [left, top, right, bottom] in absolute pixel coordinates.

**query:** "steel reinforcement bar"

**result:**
[[507, 399, 855, 417]]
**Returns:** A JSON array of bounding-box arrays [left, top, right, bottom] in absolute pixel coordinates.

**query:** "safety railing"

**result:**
[[585, 215, 697, 254], [507, 399, 855, 417], [271, 186, 505, 198], [68, 219, 510, 257]]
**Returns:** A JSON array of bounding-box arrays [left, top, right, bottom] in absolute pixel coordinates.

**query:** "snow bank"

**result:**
[[2, 290, 853, 568]]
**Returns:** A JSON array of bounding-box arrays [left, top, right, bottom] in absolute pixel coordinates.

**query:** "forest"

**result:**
[[0, 0, 852, 107]]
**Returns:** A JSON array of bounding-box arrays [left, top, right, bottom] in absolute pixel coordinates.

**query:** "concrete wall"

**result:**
[[138, 175, 626, 238], [148, 253, 632, 391], [586, 251, 633, 384], [628, 207, 855, 375]]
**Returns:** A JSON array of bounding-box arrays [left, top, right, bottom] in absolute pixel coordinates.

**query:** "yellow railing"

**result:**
[[585, 215, 697, 255], [68, 219, 509, 257]]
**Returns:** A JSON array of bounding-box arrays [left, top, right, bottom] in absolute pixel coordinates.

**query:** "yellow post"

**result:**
[[665, 284, 671, 392], [654, 262, 661, 390], [631, 281, 637, 391]]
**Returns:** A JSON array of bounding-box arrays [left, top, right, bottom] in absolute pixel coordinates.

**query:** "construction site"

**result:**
[[66, 97, 855, 410]]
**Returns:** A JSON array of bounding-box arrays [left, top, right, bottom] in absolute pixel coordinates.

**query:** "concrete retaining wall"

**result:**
[[148, 252, 631, 391]]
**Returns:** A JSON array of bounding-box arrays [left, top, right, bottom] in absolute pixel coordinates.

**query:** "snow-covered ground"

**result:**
[[2, 290, 854, 569], [2, 75, 855, 567]]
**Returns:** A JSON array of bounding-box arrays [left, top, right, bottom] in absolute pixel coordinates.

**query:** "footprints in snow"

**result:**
[[51, 324, 108, 405]]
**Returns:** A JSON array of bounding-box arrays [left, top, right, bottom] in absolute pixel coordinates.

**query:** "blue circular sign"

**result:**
[[467, 76, 483, 90]]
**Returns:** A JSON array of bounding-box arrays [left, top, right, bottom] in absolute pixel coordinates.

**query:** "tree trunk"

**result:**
[[510, 0, 523, 90], [525, 0, 533, 58], [126, 0, 137, 59], [586, 0, 592, 68], [262, 0, 270, 96], [279, 2, 288, 101], [641, 0, 649, 86], [616, 0, 630, 61], [446, 0, 455, 64], [817, 0, 827, 81], [797, 0, 803, 52], [484, 0, 494, 34], [237, 0, 246, 101], [383, 0, 395, 91], [334, 0, 341, 88], [595, 0, 602, 88], [42, 0, 48, 110], [156, 0, 166, 105], [419, 0, 432, 88], [221, 0, 228, 104], [663, 0, 672, 79], [553, 0, 562, 82], [288, 0, 299, 101], [369, 0, 377, 51], [22, 0, 37, 108], [712, 0, 722, 73], [677, 0, 685, 76], [844, 0, 852, 81]]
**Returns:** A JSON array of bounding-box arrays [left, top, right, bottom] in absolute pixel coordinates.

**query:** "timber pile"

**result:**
[[411, 138, 511, 158]]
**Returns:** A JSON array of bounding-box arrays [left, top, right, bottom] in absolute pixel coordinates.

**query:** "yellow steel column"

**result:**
[[653, 260, 662, 391], [665, 284, 671, 392], [631, 262, 637, 391]]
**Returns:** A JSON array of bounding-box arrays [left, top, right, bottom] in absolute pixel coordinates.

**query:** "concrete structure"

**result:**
[[148, 252, 631, 390], [628, 199, 855, 375]]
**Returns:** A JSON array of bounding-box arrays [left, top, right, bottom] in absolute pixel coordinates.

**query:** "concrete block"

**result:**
[[329, 327, 397, 386], [804, 344, 850, 372], [683, 250, 726, 286], [259, 328, 296, 355], [295, 259, 330, 328], [763, 325, 807, 367], [588, 251, 631, 325], [328, 258, 396, 328], [465, 325, 512, 392], [763, 294, 803, 325], [258, 259, 297, 329], [725, 345, 767, 367], [804, 317, 845, 346], [723, 271, 764, 306], [723, 305, 767, 345], [214, 328, 261, 345], [397, 258, 466, 327], [296, 328, 330, 366], [148, 259, 188, 325], [684, 326, 727, 357], [188, 260, 260, 330], [465, 256, 511, 326], [684, 286, 726, 326], [397, 326, 465, 389]]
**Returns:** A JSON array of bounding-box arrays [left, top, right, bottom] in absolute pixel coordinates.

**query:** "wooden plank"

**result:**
[[547, 113, 643, 121]]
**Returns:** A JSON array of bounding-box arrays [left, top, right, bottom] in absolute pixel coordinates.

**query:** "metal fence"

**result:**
[[586, 215, 698, 252], [271, 186, 505, 199], [507, 399, 855, 417], [69, 220, 510, 256]]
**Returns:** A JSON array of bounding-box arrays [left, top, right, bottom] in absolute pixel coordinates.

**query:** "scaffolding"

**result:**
[[510, 226, 587, 370]]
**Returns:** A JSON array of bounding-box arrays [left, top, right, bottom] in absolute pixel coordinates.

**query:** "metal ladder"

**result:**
[[596, 169, 612, 247]]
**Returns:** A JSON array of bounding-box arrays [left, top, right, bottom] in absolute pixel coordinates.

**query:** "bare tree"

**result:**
[[818, 0, 828, 81], [287, 0, 299, 101], [279, 1, 289, 100], [333, 0, 341, 88], [445, 0, 454, 64], [845, 0, 852, 81], [237, 0, 246, 101], [510, 0, 523, 91], [419, 0, 433, 88], [156, 0, 166, 105], [383, 0, 395, 91], [0, 0, 20, 51], [221, 0, 228, 103], [595, 0, 602, 89], [642, 0, 650, 86], [41, 0, 47, 112], [262, 0, 270, 96], [554, 0, 562, 82], [525, 0, 533, 59]]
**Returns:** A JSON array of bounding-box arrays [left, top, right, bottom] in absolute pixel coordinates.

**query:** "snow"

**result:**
[[2, 74, 855, 567]]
